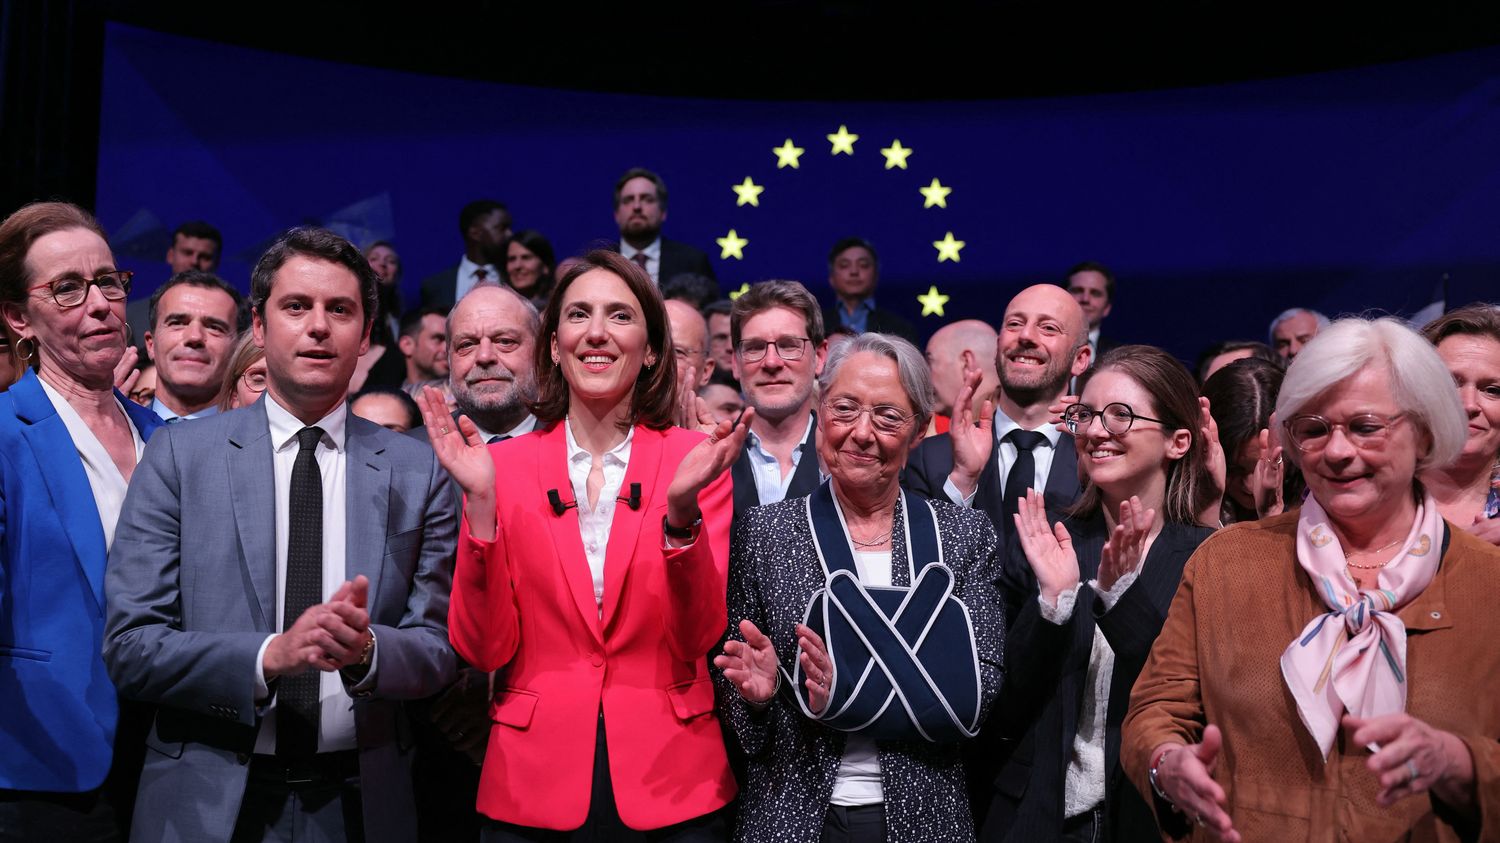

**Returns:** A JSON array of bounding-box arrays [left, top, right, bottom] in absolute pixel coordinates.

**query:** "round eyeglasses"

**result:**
[[1062, 402, 1167, 436], [1282, 412, 1405, 452], [823, 397, 916, 434]]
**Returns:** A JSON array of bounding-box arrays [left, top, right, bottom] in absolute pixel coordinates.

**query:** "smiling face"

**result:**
[[817, 351, 924, 494], [506, 240, 545, 293], [550, 269, 654, 415], [5, 227, 127, 389], [1075, 368, 1190, 501], [996, 284, 1089, 405], [733, 305, 824, 423], [448, 286, 536, 422], [146, 283, 239, 411], [366, 244, 400, 285], [251, 255, 371, 422], [1436, 334, 1500, 467], [1295, 366, 1424, 534]]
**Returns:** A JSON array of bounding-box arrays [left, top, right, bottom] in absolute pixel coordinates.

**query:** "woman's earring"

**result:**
[[14, 336, 35, 362]]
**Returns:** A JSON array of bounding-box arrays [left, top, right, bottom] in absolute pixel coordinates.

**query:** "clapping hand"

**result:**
[[714, 619, 781, 705], [666, 408, 756, 527], [418, 385, 498, 539], [1047, 393, 1080, 433], [1344, 713, 1477, 811], [113, 346, 140, 395], [1252, 419, 1286, 518], [1152, 727, 1240, 842], [947, 368, 995, 499], [796, 623, 833, 715], [1014, 488, 1080, 605], [1097, 496, 1154, 592], [673, 362, 718, 433]]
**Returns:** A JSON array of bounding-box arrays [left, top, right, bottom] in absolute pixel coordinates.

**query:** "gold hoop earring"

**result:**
[[14, 337, 35, 363], [123, 322, 134, 349]]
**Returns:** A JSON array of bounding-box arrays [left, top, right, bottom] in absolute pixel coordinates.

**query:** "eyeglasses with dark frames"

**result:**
[[1063, 401, 1168, 436], [1282, 412, 1405, 452], [737, 336, 810, 363], [28, 270, 133, 309]]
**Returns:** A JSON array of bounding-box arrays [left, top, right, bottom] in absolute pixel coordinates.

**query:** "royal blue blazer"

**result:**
[[0, 368, 163, 792]]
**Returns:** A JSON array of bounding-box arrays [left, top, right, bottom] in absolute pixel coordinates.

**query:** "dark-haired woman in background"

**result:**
[[1421, 303, 1500, 545], [982, 345, 1217, 843], [1200, 357, 1303, 525], [422, 249, 751, 840], [504, 229, 556, 308]]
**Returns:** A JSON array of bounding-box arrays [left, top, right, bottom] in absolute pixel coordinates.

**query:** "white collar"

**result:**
[[619, 238, 662, 260], [457, 254, 498, 279], [992, 404, 1063, 448], [564, 418, 634, 466], [264, 392, 348, 454], [473, 413, 539, 442]]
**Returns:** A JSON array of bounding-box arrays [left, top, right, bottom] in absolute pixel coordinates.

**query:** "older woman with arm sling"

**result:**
[[1124, 317, 1500, 842], [714, 332, 1006, 843], [421, 250, 752, 840], [0, 202, 165, 838]]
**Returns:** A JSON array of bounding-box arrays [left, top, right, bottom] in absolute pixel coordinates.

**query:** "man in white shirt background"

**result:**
[[143, 270, 243, 423], [418, 199, 511, 310]]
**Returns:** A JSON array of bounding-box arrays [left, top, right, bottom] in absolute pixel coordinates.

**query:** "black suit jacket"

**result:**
[[418, 263, 461, 311], [902, 427, 1082, 547], [979, 513, 1212, 843], [608, 238, 716, 284], [821, 304, 917, 344], [730, 413, 820, 515]]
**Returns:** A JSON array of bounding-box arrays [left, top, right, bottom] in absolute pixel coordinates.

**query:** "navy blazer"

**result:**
[[0, 368, 164, 791], [607, 238, 717, 284], [729, 412, 820, 515], [902, 427, 1082, 546], [980, 512, 1212, 843], [820, 304, 917, 344]]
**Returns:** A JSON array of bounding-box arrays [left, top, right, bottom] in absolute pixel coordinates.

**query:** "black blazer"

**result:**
[[821, 304, 917, 344], [979, 512, 1213, 843], [729, 413, 820, 515], [418, 263, 462, 311], [902, 428, 1082, 546], [608, 238, 716, 284]]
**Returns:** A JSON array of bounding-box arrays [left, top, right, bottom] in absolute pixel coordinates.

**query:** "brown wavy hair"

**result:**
[[530, 250, 677, 430]]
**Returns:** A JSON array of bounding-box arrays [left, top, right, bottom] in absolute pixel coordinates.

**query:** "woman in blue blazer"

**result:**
[[0, 202, 164, 839]]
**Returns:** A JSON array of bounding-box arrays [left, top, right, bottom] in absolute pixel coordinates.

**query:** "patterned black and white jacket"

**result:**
[[714, 491, 1006, 843]]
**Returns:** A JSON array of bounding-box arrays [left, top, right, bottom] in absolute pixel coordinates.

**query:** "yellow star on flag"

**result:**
[[933, 232, 965, 263], [772, 139, 805, 169], [731, 177, 765, 207], [917, 286, 950, 317], [827, 125, 859, 155], [717, 229, 749, 260], [729, 283, 751, 300], [880, 140, 913, 170], [920, 178, 952, 209]]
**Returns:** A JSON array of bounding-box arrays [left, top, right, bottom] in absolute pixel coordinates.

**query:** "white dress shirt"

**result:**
[[618, 238, 662, 284], [943, 406, 1063, 506], [829, 549, 892, 807], [39, 378, 144, 551], [149, 397, 219, 424], [1039, 567, 1141, 817], [252, 394, 375, 754], [472, 413, 539, 444], [745, 414, 815, 506], [565, 420, 634, 613], [456, 255, 500, 302]]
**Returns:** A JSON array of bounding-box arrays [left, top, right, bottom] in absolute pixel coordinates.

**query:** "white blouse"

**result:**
[[39, 378, 144, 551], [564, 420, 634, 614]]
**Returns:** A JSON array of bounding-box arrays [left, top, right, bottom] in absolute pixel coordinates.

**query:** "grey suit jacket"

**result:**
[[104, 398, 459, 843]]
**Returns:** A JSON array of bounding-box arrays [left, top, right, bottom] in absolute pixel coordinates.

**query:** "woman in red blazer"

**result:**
[[420, 250, 752, 840]]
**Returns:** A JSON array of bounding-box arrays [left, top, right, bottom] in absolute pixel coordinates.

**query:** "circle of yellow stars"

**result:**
[[718, 125, 964, 318]]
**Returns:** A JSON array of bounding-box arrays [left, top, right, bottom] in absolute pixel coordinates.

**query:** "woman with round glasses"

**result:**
[[981, 344, 1215, 842], [715, 332, 1005, 842], [0, 201, 166, 837], [1124, 317, 1500, 842], [1420, 304, 1500, 546], [214, 332, 268, 411]]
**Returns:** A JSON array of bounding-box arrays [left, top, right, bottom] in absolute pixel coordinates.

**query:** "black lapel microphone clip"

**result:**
[[547, 482, 642, 516]]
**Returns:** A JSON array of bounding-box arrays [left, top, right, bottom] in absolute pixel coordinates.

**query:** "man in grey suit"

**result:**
[[105, 227, 459, 843]]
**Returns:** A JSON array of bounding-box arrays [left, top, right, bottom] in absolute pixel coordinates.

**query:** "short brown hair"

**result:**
[[729, 279, 825, 349], [250, 227, 379, 329], [0, 201, 108, 310], [530, 250, 678, 430], [1420, 302, 1500, 348]]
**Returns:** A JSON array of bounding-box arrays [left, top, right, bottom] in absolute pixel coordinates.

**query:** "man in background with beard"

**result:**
[[407, 281, 538, 840], [609, 167, 715, 284]]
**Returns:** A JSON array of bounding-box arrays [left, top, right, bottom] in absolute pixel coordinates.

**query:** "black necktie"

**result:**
[[488, 434, 510, 445], [278, 426, 324, 758], [1002, 430, 1048, 525]]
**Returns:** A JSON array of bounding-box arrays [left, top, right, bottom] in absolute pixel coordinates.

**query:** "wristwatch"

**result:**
[[357, 631, 376, 666], [663, 515, 702, 540]]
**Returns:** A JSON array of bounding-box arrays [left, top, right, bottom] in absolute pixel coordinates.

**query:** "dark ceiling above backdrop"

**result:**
[[4, 0, 1500, 216]]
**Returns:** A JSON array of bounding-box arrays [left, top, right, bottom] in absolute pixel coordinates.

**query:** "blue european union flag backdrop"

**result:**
[[96, 24, 1500, 362]]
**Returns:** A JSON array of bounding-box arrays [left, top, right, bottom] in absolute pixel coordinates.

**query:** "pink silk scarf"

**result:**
[[1280, 492, 1442, 759]]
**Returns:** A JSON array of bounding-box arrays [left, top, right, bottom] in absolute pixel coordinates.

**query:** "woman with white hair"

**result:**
[[1122, 317, 1500, 842], [713, 332, 1005, 842]]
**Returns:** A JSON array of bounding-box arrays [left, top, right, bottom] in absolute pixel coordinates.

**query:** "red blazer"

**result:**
[[449, 423, 737, 831]]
